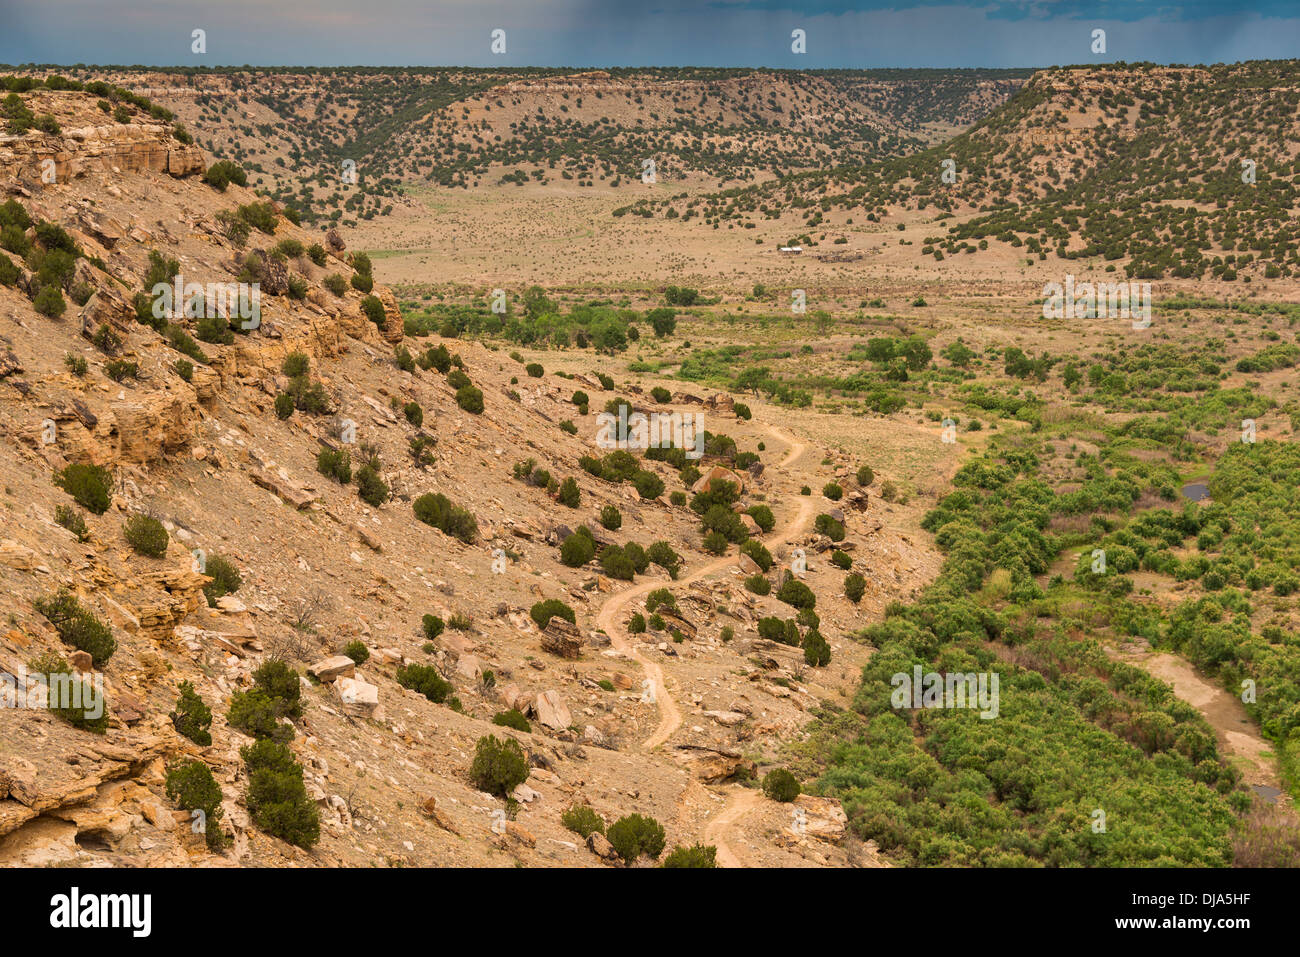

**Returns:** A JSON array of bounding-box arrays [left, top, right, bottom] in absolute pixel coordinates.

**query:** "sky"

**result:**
[[0, 1, 1292, 68]]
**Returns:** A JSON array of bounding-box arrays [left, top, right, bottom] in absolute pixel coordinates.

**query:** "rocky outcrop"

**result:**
[[0, 121, 205, 184]]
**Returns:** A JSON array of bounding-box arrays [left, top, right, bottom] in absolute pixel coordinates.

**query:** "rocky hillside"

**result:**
[[0, 78, 927, 867], [635, 61, 1300, 281], [17, 67, 1029, 225]]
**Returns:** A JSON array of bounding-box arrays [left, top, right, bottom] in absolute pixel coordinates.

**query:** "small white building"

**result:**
[[779, 245, 803, 254]]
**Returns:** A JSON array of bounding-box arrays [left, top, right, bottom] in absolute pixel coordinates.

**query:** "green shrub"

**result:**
[[308, 244, 327, 266], [35, 590, 116, 664], [562, 804, 605, 838], [281, 351, 310, 378], [197, 314, 235, 345], [174, 358, 194, 381], [54, 504, 89, 542], [628, 612, 647, 633], [662, 844, 718, 868], [55, 463, 112, 514], [599, 505, 622, 530], [703, 531, 729, 555], [397, 663, 453, 703], [492, 709, 531, 732], [33, 285, 66, 317], [762, 768, 801, 802], [607, 813, 666, 864], [123, 513, 168, 557], [201, 554, 242, 606], [356, 464, 389, 506], [844, 573, 866, 603], [469, 735, 529, 798], [351, 272, 374, 293], [831, 550, 852, 570], [170, 681, 213, 746], [0, 251, 19, 285], [777, 577, 817, 610], [744, 574, 771, 595], [317, 447, 352, 484], [650, 385, 672, 403], [733, 403, 752, 421], [526, 362, 544, 378], [227, 688, 293, 743], [803, 629, 831, 667], [323, 273, 347, 296], [557, 477, 581, 508], [421, 614, 445, 641], [361, 295, 386, 328], [645, 588, 678, 614], [413, 492, 478, 543], [203, 160, 247, 191], [814, 514, 845, 542], [343, 640, 370, 665], [855, 464, 874, 486], [647, 541, 682, 578], [252, 659, 304, 720], [241, 739, 319, 849], [165, 759, 227, 850], [560, 531, 596, 567], [105, 359, 137, 382], [600, 544, 637, 580], [823, 482, 843, 501], [237, 201, 277, 234], [456, 384, 484, 414], [28, 650, 108, 734], [740, 539, 773, 571], [530, 598, 576, 630], [632, 470, 665, 500]]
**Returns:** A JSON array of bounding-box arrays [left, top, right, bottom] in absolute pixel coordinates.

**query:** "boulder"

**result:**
[[535, 690, 572, 730], [691, 465, 745, 495], [794, 794, 848, 843], [307, 656, 356, 683], [587, 831, 619, 862], [541, 617, 583, 659]]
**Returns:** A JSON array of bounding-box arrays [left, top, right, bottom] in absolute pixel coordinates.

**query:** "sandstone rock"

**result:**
[[794, 794, 848, 843], [736, 553, 761, 576], [419, 795, 460, 835], [69, 650, 94, 672], [540, 617, 583, 659], [334, 676, 378, 714], [587, 830, 619, 862], [678, 745, 755, 783], [307, 656, 356, 683], [504, 821, 535, 847], [703, 710, 746, 727], [535, 690, 572, 730]]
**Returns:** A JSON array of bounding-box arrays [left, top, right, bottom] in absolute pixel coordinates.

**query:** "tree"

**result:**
[[470, 735, 529, 797], [607, 813, 666, 864]]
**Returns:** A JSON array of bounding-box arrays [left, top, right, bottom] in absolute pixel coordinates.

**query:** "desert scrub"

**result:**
[[803, 628, 831, 667], [165, 759, 228, 850], [492, 709, 531, 732], [562, 804, 605, 838], [317, 447, 352, 484], [560, 529, 596, 567], [396, 663, 453, 703], [170, 681, 213, 746], [241, 739, 319, 849], [557, 476, 581, 508], [662, 844, 718, 868], [123, 513, 168, 557], [27, 651, 108, 734], [744, 574, 771, 595], [607, 814, 666, 864], [469, 734, 529, 798], [530, 598, 575, 630], [201, 554, 242, 606], [599, 505, 622, 530], [844, 572, 866, 603], [413, 492, 478, 544], [343, 640, 370, 665], [35, 589, 115, 664], [421, 614, 445, 641], [55, 462, 112, 514], [54, 504, 89, 542], [762, 768, 801, 802]]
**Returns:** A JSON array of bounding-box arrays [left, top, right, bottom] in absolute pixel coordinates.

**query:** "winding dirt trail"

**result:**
[[703, 787, 763, 868], [594, 424, 812, 751]]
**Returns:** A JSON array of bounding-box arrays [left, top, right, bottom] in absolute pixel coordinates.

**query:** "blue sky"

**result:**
[[0, 1, 1291, 68]]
